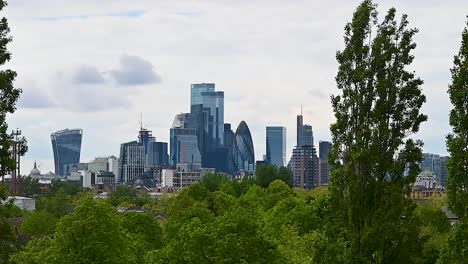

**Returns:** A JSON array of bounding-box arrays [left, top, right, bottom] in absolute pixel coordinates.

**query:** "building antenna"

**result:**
[[138, 112, 143, 131]]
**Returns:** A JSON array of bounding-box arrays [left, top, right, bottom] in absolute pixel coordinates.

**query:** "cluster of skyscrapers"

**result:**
[[47, 83, 450, 190]]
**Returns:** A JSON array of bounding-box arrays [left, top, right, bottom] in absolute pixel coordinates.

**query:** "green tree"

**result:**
[[121, 212, 163, 254], [108, 185, 137, 206], [439, 17, 468, 264], [199, 172, 228, 192], [446, 18, 468, 220], [36, 188, 74, 217], [255, 164, 293, 188], [47, 179, 81, 197], [0, 186, 19, 264], [329, 1, 426, 262], [11, 195, 137, 264], [20, 210, 58, 235], [17, 176, 40, 197]]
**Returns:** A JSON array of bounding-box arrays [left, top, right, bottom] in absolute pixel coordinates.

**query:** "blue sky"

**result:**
[[3, 0, 467, 173]]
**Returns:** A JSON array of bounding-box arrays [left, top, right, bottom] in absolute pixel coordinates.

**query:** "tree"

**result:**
[[255, 164, 293, 188], [121, 212, 163, 254], [36, 188, 74, 217], [20, 210, 58, 235], [11, 195, 137, 264], [17, 176, 40, 197], [329, 1, 426, 262], [446, 18, 468, 220], [199, 173, 228, 192], [108, 185, 137, 206], [0, 186, 19, 264], [439, 17, 468, 264]]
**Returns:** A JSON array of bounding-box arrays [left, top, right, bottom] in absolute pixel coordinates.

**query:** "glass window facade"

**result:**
[[191, 83, 215, 106], [234, 121, 255, 174], [266, 126, 286, 167], [319, 141, 332, 161], [200, 91, 224, 148], [118, 141, 144, 184], [170, 128, 202, 169], [51, 129, 83, 176], [303, 125, 314, 146]]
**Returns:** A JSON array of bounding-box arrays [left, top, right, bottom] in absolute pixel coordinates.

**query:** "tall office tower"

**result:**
[[234, 121, 255, 174], [200, 91, 224, 148], [118, 141, 144, 184], [303, 125, 314, 146], [297, 114, 304, 147], [191, 83, 215, 106], [319, 141, 333, 161], [147, 142, 169, 167], [421, 153, 442, 183], [296, 111, 314, 147], [266, 126, 286, 167], [224, 123, 235, 175], [439, 156, 450, 186], [51, 129, 83, 176], [290, 145, 319, 189], [138, 129, 153, 158], [170, 114, 202, 170], [190, 83, 226, 171], [319, 141, 333, 185]]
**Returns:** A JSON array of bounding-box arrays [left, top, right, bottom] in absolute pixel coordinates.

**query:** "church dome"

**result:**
[[30, 161, 41, 176]]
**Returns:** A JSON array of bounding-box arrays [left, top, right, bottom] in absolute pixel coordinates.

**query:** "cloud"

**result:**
[[18, 88, 55, 109], [110, 55, 162, 86], [34, 10, 144, 21], [72, 65, 105, 84], [174, 11, 204, 18]]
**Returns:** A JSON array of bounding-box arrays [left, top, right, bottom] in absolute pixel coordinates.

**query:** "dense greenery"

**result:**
[[440, 18, 468, 264]]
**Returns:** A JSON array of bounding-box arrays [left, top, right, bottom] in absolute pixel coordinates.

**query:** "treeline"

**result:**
[[0, 172, 454, 263]]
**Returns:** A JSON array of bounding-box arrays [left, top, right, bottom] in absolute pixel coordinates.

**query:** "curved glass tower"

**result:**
[[234, 121, 255, 174], [51, 129, 83, 176]]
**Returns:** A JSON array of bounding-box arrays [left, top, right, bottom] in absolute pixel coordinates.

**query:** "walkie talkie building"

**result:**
[[51, 129, 83, 176]]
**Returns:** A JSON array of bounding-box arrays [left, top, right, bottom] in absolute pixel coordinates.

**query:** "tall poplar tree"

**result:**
[[446, 18, 468, 220], [329, 1, 426, 262]]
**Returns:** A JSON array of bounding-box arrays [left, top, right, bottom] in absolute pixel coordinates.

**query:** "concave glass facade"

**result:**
[[51, 129, 83, 176], [234, 121, 255, 174], [266, 126, 286, 167]]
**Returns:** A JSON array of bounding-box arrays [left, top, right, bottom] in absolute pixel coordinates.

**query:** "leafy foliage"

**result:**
[[20, 210, 58, 235], [446, 18, 468, 220], [255, 164, 293, 188], [329, 0, 427, 262]]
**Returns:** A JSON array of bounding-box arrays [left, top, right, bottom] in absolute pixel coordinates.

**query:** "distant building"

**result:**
[[6, 196, 35, 211], [440, 156, 450, 186], [266, 126, 286, 167], [290, 145, 319, 190], [162, 166, 215, 188], [411, 170, 445, 202], [51, 129, 83, 176], [170, 115, 202, 170], [296, 112, 314, 147], [319, 141, 333, 185], [118, 141, 144, 184], [234, 121, 255, 175]]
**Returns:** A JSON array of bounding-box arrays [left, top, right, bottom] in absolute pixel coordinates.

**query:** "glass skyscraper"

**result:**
[[296, 113, 313, 147], [51, 129, 83, 176], [170, 114, 202, 170], [234, 121, 255, 174], [319, 141, 332, 161], [191, 83, 215, 106], [118, 141, 144, 184], [266, 126, 286, 167]]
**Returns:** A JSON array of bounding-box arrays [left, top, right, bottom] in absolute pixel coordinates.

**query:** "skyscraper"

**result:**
[[296, 111, 314, 147], [234, 121, 255, 174], [118, 141, 144, 184], [421, 153, 442, 183], [51, 129, 83, 176], [297, 114, 303, 147], [319, 141, 333, 185], [303, 125, 314, 146], [290, 145, 319, 189], [266, 126, 286, 167], [170, 114, 202, 170], [191, 83, 215, 106]]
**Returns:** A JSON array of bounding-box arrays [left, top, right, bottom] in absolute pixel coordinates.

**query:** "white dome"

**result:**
[[30, 161, 41, 176]]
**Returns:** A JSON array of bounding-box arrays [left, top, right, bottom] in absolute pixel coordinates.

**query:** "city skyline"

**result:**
[[5, 0, 467, 173]]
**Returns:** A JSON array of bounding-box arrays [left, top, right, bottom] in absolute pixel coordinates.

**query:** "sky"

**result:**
[[3, 0, 467, 174]]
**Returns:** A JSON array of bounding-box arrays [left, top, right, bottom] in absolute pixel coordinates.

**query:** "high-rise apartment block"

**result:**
[[266, 126, 286, 167]]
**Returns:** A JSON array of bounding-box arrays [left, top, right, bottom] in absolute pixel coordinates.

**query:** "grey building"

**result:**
[[296, 112, 314, 147], [290, 145, 319, 190], [421, 153, 443, 184], [170, 114, 202, 170], [266, 126, 286, 167], [51, 129, 83, 176], [118, 141, 144, 184]]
